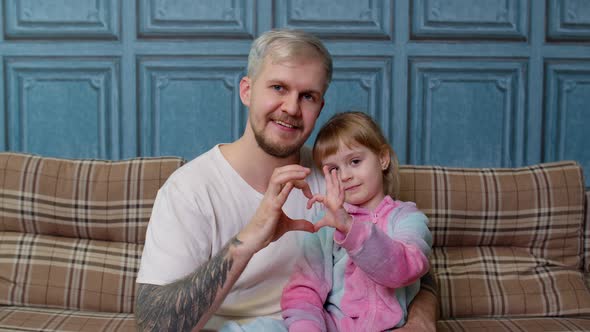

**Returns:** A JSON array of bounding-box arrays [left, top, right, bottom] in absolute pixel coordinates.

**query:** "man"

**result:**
[[135, 29, 436, 331]]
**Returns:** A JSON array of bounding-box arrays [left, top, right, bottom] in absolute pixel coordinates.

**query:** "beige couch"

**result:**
[[0, 152, 589, 331], [398, 161, 590, 331]]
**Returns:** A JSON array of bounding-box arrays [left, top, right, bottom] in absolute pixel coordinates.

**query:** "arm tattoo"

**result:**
[[136, 237, 243, 331]]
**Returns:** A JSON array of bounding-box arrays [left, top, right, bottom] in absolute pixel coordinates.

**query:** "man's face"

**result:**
[[240, 56, 327, 158]]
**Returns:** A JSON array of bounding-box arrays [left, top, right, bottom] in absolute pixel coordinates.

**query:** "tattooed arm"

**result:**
[[135, 165, 315, 331], [135, 237, 249, 331]]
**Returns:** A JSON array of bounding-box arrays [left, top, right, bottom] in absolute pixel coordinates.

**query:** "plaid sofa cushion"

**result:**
[[585, 191, 590, 273], [0, 152, 184, 244], [399, 161, 585, 265], [438, 317, 590, 332], [398, 161, 590, 318], [0, 306, 136, 331], [0, 232, 141, 313], [0, 152, 184, 313]]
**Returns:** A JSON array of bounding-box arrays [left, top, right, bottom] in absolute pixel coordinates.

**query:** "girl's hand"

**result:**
[[307, 165, 352, 234]]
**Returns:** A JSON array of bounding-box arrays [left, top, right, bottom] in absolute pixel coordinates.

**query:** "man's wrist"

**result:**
[[228, 235, 256, 263]]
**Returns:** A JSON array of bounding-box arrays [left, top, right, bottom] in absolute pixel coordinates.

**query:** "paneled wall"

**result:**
[[1, 0, 589, 186]]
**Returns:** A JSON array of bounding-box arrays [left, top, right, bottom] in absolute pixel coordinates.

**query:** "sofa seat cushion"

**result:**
[[437, 317, 590, 331], [433, 246, 590, 318], [0, 306, 135, 331], [584, 191, 590, 273], [0, 232, 141, 313]]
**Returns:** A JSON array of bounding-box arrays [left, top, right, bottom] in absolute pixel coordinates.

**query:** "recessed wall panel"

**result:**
[[0, 56, 4, 150], [411, 0, 529, 40], [5, 58, 120, 159], [4, 0, 120, 39], [138, 0, 254, 38], [410, 59, 527, 167], [307, 57, 392, 145], [547, 0, 590, 41], [274, 0, 393, 40], [545, 61, 590, 186], [138, 57, 246, 160]]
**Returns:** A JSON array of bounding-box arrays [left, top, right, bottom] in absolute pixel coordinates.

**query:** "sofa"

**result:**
[[0, 152, 589, 331], [398, 161, 590, 331]]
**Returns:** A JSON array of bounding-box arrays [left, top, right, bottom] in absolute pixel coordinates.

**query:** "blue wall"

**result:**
[[1, 0, 589, 186]]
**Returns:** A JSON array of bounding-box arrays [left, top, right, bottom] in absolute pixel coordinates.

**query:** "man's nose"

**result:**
[[282, 93, 301, 116]]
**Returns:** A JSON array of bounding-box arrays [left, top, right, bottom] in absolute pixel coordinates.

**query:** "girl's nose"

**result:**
[[339, 168, 352, 181]]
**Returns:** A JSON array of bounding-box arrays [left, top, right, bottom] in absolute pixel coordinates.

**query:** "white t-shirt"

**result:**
[[137, 144, 324, 330]]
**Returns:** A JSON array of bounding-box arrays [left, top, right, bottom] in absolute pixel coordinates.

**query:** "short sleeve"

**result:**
[[136, 180, 213, 285]]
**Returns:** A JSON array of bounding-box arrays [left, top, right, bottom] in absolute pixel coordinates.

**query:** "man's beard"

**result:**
[[253, 128, 302, 158], [249, 112, 307, 158]]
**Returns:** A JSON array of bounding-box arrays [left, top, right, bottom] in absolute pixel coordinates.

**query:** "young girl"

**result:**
[[281, 111, 433, 331]]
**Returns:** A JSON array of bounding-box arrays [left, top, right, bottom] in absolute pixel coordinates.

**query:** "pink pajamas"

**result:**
[[281, 196, 432, 331]]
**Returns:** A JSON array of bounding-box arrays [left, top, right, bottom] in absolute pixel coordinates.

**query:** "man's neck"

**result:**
[[219, 137, 301, 194]]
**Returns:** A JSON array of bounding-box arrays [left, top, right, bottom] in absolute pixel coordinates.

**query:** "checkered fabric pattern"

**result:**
[[585, 190, 590, 273], [585, 191, 590, 294], [0, 306, 136, 332], [438, 316, 590, 332], [0, 153, 183, 243], [0, 152, 184, 331], [398, 161, 590, 319]]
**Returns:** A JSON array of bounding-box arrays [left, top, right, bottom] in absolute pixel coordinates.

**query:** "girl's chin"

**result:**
[[344, 196, 369, 207]]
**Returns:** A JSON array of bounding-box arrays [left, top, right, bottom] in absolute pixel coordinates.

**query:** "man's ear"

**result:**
[[379, 148, 391, 170], [239, 77, 252, 107]]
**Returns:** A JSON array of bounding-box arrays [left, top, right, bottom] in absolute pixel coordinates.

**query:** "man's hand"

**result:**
[[237, 164, 315, 255], [396, 289, 438, 332], [306, 166, 352, 234]]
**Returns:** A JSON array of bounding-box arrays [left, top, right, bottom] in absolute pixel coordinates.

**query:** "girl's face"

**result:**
[[321, 142, 390, 211]]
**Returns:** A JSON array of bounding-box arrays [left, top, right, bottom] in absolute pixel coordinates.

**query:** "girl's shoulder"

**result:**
[[389, 199, 427, 220]]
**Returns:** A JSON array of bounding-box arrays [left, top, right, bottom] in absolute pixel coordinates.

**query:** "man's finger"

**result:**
[[285, 218, 314, 233], [290, 179, 312, 199], [276, 182, 294, 204], [267, 168, 310, 196]]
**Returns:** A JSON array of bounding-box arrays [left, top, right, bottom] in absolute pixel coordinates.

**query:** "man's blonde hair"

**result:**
[[248, 29, 333, 89], [312, 112, 400, 198]]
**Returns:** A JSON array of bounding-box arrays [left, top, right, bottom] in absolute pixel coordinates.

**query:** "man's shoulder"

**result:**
[[165, 145, 224, 186]]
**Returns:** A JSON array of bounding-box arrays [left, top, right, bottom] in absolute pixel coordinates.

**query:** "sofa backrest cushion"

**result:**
[[0, 152, 184, 243], [398, 161, 585, 268], [0, 152, 184, 313]]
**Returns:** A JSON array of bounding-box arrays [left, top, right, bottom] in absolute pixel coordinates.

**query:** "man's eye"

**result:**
[[272, 85, 283, 91], [302, 93, 314, 101]]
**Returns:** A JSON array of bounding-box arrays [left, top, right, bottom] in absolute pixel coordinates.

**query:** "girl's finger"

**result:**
[[322, 165, 332, 191], [306, 195, 324, 209], [314, 218, 328, 232]]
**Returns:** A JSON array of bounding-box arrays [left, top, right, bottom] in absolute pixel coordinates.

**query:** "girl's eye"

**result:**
[[351, 159, 361, 166], [328, 166, 338, 172]]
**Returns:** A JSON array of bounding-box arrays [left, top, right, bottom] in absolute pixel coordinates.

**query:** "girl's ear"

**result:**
[[379, 147, 391, 170]]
